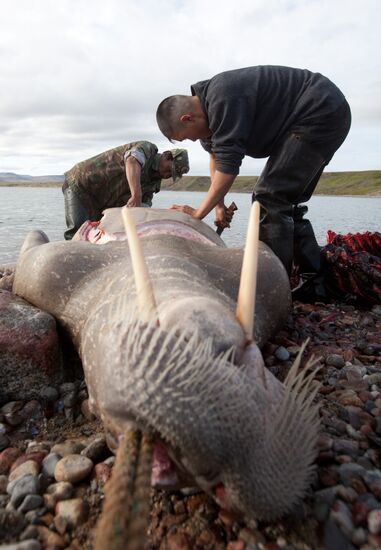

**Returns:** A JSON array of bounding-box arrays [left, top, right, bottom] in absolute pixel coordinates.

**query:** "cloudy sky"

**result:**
[[0, 0, 380, 176]]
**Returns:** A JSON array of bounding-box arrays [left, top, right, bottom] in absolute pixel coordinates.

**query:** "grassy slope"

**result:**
[[162, 170, 381, 196], [1, 171, 380, 196]]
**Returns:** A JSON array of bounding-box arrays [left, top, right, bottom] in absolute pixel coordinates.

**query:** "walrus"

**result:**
[[13, 206, 319, 523]]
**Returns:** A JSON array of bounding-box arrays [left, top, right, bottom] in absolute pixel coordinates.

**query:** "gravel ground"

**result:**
[[0, 299, 381, 550]]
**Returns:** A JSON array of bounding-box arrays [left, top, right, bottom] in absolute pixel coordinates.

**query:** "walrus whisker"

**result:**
[[122, 206, 159, 324], [236, 202, 260, 341]]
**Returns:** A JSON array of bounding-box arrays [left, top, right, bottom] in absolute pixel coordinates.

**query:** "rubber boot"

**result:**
[[291, 204, 329, 302], [258, 208, 294, 275]]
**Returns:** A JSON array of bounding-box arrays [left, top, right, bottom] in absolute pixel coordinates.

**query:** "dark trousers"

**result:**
[[252, 100, 351, 275], [63, 187, 96, 240]]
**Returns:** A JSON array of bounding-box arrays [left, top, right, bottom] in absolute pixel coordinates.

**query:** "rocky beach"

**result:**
[[1, 266, 381, 549]]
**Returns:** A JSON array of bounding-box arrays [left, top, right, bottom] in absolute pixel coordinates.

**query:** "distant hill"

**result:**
[[0, 172, 64, 186], [0, 170, 380, 196], [162, 170, 381, 197]]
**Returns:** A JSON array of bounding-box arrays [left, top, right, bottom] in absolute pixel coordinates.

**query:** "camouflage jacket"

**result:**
[[64, 141, 162, 213]]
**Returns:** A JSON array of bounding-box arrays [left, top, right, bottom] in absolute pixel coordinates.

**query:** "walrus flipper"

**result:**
[[19, 230, 50, 257]]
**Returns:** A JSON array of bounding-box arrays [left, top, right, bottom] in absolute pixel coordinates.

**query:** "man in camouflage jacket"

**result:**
[[63, 141, 189, 239]]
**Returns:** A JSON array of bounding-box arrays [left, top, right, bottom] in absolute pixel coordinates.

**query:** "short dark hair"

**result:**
[[156, 95, 193, 142]]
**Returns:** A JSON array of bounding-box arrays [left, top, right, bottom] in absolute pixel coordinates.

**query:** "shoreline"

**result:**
[[1, 182, 380, 198]]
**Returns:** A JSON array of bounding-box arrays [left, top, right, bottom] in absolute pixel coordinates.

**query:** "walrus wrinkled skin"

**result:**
[[12, 208, 320, 522]]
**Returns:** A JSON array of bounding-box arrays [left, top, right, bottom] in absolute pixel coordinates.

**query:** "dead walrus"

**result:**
[[13, 206, 319, 526]]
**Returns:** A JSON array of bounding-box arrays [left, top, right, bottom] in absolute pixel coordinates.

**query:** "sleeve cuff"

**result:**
[[124, 149, 146, 167]]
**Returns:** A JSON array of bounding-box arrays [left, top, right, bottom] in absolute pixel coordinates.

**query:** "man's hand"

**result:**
[[214, 202, 237, 230], [126, 194, 142, 208], [170, 204, 196, 216]]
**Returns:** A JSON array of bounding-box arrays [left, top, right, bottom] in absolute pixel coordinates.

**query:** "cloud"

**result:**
[[0, 0, 380, 175]]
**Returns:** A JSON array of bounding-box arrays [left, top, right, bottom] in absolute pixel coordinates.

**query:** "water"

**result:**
[[0, 187, 380, 264]]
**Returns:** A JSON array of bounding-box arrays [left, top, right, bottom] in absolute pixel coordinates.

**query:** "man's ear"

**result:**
[[180, 114, 192, 123]]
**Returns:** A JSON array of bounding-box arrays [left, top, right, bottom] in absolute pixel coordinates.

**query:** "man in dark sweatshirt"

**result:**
[[156, 65, 351, 301]]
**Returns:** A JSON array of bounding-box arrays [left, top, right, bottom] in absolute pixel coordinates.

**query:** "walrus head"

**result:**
[[81, 205, 320, 522]]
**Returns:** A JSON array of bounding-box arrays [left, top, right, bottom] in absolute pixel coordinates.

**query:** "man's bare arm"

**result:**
[[194, 170, 236, 220], [125, 156, 142, 207]]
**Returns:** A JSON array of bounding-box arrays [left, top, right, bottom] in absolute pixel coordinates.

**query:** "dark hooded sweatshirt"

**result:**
[[191, 65, 346, 175]]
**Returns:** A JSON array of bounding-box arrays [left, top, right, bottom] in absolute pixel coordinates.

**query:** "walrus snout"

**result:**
[[159, 296, 246, 356]]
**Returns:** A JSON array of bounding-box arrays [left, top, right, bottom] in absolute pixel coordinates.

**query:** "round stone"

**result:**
[[55, 498, 89, 529], [18, 494, 44, 513], [8, 474, 40, 507], [81, 436, 109, 463], [0, 447, 22, 475], [39, 386, 59, 403], [325, 354, 345, 368], [9, 460, 40, 483], [42, 453, 62, 478], [274, 346, 290, 361], [11, 452, 47, 473], [0, 538, 41, 550], [368, 509, 381, 535], [51, 440, 85, 456], [46, 480, 73, 501], [54, 454, 93, 484]]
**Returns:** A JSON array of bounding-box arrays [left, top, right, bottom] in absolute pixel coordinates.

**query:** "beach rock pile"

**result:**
[[0, 299, 380, 549]]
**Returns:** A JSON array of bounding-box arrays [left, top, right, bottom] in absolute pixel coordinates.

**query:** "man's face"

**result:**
[[158, 156, 173, 179]]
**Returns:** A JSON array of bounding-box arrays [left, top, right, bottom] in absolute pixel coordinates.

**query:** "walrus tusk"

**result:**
[[122, 206, 159, 324], [235, 201, 260, 341]]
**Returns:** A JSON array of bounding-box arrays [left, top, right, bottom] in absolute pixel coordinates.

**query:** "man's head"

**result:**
[[156, 95, 211, 143], [159, 149, 189, 181]]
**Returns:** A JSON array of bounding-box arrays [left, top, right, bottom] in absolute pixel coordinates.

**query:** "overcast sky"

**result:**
[[0, 0, 380, 176]]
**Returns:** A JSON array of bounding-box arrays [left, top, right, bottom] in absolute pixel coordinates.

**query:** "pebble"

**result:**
[[0, 508, 26, 539], [36, 525, 65, 549], [313, 486, 339, 522], [367, 509, 381, 535], [80, 435, 109, 462], [19, 525, 39, 541], [351, 527, 368, 546], [9, 460, 40, 483], [17, 494, 44, 513], [274, 346, 290, 361], [330, 499, 354, 538], [51, 440, 85, 456], [0, 541, 42, 550], [54, 454, 93, 483], [39, 386, 59, 403], [26, 442, 51, 454], [323, 518, 355, 550], [367, 373, 381, 386], [332, 439, 360, 457], [372, 304, 381, 317], [102, 455, 115, 467], [337, 485, 358, 503], [8, 475, 40, 507], [41, 453, 62, 478], [326, 354, 345, 368], [55, 498, 89, 530], [338, 463, 366, 486], [0, 448, 22, 475], [11, 453, 47, 473], [44, 480, 73, 512]]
